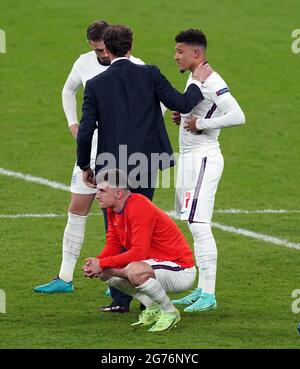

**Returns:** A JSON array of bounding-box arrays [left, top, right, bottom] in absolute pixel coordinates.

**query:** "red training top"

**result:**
[[97, 193, 194, 269]]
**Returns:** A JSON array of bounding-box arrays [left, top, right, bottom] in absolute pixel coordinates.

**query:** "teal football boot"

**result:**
[[184, 292, 217, 312], [34, 276, 74, 294], [171, 288, 202, 305]]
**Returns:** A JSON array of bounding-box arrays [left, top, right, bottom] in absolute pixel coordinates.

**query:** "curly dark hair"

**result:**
[[86, 20, 109, 41], [175, 28, 207, 49], [103, 25, 133, 57]]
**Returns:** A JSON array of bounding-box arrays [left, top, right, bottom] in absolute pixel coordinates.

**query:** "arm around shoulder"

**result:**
[[152, 65, 204, 113]]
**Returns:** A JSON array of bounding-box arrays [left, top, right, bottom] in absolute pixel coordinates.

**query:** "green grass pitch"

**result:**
[[0, 0, 300, 348]]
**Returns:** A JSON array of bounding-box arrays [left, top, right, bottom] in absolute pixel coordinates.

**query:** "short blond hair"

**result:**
[[96, 168, 130, 189]]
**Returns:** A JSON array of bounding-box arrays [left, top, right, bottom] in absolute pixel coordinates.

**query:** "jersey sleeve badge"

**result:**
[[216, 87, 229, 96]]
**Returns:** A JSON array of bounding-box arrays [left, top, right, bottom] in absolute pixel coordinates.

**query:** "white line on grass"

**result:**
[[1, 168, 300, 250], [1, 167, 299, 214], [0, 213, 100, 219], [2, 211, 299, 250], [215, 209, 300, 214], [165, 211, 300, 251], [0, 167, 70, 191], [211, 222, 300, 250], [0, 213, 71, 219]]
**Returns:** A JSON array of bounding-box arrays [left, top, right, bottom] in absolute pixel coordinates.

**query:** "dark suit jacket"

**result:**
[[77, 58, 203, 174]]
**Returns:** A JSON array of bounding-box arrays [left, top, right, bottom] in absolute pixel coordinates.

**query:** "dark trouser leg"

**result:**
[[130, 171, 157, 200]]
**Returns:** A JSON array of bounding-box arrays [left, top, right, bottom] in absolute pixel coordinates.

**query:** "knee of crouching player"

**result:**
[[125, 261, 155, 286]]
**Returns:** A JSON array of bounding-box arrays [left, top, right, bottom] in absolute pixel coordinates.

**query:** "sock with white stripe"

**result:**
[[189, 222, 217, 294], [136, 278, 176, 313], [59, 212, 87, 282]]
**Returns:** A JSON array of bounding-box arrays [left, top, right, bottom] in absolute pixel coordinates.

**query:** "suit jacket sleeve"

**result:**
[[77, 80, 98, 169], [152, 65, 204, 113]]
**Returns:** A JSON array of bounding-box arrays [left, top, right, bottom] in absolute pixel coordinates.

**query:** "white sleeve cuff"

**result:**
[[196, 118, 204, 130]]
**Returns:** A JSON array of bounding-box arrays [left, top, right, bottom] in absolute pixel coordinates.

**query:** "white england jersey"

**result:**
[[176, 69, 245, 220], [70, 51, 144, 89], [180, 71, 233, 153], [62, 51, 144, 125], [69, 51, 109, 88]]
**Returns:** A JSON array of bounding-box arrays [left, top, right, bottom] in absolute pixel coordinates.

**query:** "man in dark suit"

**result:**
[[77, 24, 212, 312], [77, 24, 211, 188]]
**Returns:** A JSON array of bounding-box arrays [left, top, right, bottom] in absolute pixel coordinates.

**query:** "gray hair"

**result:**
[[96, 169, 130, 189]]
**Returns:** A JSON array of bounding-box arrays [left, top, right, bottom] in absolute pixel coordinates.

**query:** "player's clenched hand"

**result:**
[[193, 62, 213, 82], [171, 111, 181, 125], [184, 115, 202, 134], [82, 168, 96, 188], [82, 257, 102, 278]]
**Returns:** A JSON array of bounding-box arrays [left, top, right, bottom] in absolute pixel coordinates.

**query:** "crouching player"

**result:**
[[82, 169, 196, 332]]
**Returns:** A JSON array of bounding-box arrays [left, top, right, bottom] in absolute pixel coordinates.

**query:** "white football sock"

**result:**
[[107, 277, 155, 307], [134, 292, 155, 308], [189, 222, 217, 294], [59, 212, 87, 282], [136, 278, 176, 313], [188, 222, 204, 290], [196, 270, 205, 291], [107, 277, 136, 295]]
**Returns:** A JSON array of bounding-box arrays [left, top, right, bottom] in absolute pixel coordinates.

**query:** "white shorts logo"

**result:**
[[71, 174, 77, 185]]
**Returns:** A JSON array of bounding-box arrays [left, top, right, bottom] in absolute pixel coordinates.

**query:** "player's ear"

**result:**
[[194, 48, 200, 58]]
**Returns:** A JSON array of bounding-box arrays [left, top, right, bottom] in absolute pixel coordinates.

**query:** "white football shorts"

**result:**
[[143, 259, 196, 293], [70, 130, 98, 195], [175, 148, 224, 223]]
